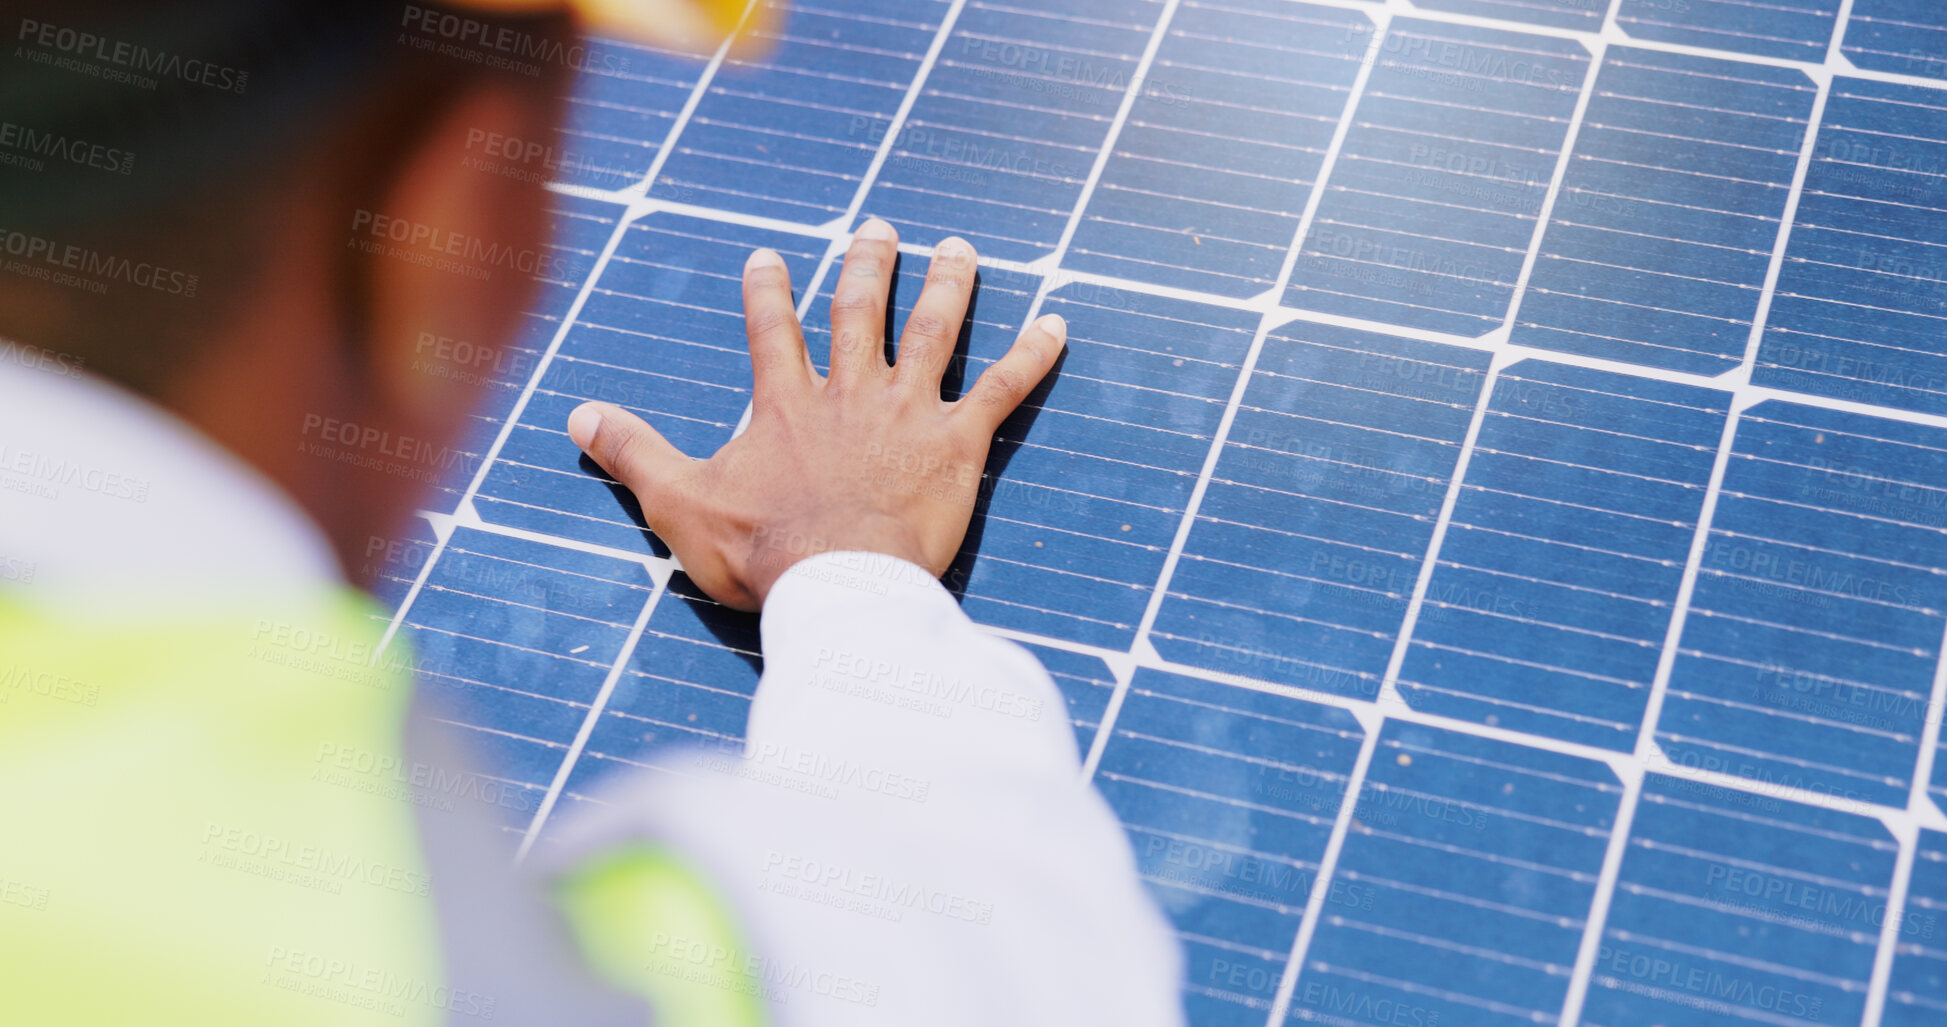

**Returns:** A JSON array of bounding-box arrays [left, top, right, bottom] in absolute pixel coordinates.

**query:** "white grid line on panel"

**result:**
[[1865, 617, 1942, 1025], [1264, 713, 1386, 1027], [373, 1, 1947, 1020], [1559, 47, 1838, 1025], [515, 577, 668, 863], [378, 7, 750, 655], [723, 0, 978, 440], [1493, 27, 1607, 341]]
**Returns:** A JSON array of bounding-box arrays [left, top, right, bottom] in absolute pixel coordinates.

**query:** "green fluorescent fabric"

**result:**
[[0, 590, 444, 1024], [557, 845, 770, 1027], [0, 587, 756, 1025]]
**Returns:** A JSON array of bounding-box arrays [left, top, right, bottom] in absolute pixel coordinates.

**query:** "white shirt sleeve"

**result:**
[[555, 551, 1185, 1026]]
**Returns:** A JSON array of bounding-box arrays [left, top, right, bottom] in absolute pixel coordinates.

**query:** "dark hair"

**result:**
[[0, 0, 570, 394]]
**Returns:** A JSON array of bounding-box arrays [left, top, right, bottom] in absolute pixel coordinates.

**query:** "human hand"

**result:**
[[565, 218, 1067, 611]]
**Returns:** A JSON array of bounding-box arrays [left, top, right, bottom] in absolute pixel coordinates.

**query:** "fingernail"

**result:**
[[746, 247, 784, 270], [935, 236, 973, 257], [567, 402, 604, 450], [855, 217, 897, 241], [1037, 313, 1067, 344]]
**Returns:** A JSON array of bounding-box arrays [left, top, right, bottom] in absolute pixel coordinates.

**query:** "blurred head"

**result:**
[[0, 1, 623, 583]]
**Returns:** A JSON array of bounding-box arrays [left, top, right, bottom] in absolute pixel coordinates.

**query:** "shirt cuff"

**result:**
[[760, 549, 951, 619], [750, 550, 1081, 776]]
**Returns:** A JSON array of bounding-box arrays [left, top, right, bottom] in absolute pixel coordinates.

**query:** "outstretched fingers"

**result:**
[[956, 313, 1066, 436]]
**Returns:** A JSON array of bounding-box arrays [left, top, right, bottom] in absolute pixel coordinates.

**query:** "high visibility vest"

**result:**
[[0, 589, 766, 1026]]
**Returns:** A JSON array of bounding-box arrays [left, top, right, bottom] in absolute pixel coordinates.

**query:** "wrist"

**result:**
[[742, 512, 932, 607]]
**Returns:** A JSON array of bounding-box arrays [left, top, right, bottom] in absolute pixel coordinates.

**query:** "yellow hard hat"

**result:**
[[453, 0, 767, 54]]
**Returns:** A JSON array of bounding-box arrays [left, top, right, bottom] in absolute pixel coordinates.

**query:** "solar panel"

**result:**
[[1754, 78, 1947, 412], [1514, 48, 1815, 373], [1066, 0, 1372, 296], [650, 0, 955, 221], [1399, 363, 1728, 749], [1310, 722, 1619, 1025], [377, 1, 1947, 1021], [1613, 0, 1840, 62], [1592, 774, 1893, 1024]]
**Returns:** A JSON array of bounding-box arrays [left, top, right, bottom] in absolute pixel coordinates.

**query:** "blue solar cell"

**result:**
[[1660, 402, 1947, 809], [1513, 48, 1816, 374], [1413, 0, 1605, 31], [1064, 1, 1372, 297], [554, 36, 705, 190], [1285, 19, 1590, 336], [1021, 643, 1118, 756], [860, 0, 1166, 262], [521, 195, 631, 351], [1615, 0, 1839, 62], [1884, 830, 1947, 1025], [1930, 715, 1947, 813], [363, 516, 439, 614], [433, 195, 623, 513], [1093, 669, 1365, 1025], [1398, 363, 1728, 750], [394, 528, 657, 829], [1587, 775, 1894, 1025], [1842, 0, 1947, 79], [473, 212, 826, 553], [567, 572, 759, 785], [1151, 321, 1491, 699], [553, 584, 1120, 815], [650, 0, 951, 223], [1753, 78, 1947, 414], [982, 283, 1256, 646], [1295, 722, 1619, 1026]]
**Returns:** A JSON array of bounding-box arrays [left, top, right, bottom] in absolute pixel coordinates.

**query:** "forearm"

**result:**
[[556, 553, 1184, 1026], [734, 552, 1181, 1025]]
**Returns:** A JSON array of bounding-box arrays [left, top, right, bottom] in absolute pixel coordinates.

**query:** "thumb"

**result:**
[[566, 401, 692, 515]]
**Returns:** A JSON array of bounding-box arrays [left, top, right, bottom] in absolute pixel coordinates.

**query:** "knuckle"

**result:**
[[832, 328, 882, 353], [980, 369, 1026, 406], [841, 249, 887, 278], [749, 346, 798, 376], [829, 288, 882, 316], [751, 391, 795, 423], [907, 349, 953, 378], [745, 307, 798, 339], [602, 420, 648, 474], [905, 314, 953, 341], [821, 376, 868, 403]]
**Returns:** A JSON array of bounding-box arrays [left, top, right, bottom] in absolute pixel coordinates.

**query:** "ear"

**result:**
[[350, 75, 561, 445]]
